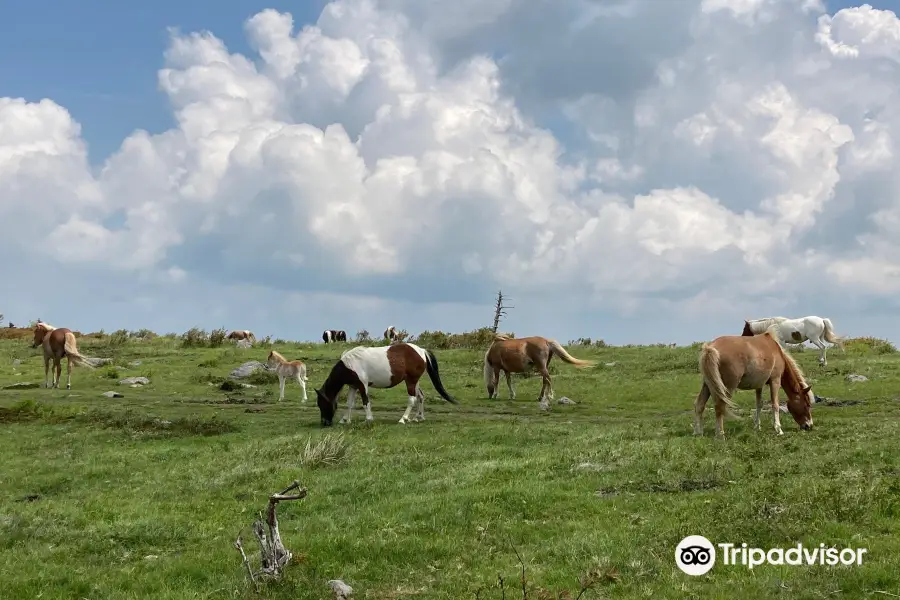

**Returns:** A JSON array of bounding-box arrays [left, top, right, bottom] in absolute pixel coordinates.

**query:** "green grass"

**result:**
[[2, 335, 900, 599]]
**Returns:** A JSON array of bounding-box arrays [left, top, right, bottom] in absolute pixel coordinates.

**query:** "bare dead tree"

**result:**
[[234, 480, 308, 590], [492, 291, 513, 333]]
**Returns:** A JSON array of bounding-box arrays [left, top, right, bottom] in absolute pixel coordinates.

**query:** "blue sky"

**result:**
[[4, 0, 900, 345]]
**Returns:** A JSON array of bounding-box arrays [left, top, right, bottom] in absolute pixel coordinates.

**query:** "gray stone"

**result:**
[[119, 377, 150, 385], [2, 382, 39, 390], [230, 361, 267, 379], [102, 391, 124, 398], [327, 580, 353, 599], [846, 374, 868, 383], [558, 396, 577, 405], [12, 359, 21, 366], [236, 338, 252, 349]]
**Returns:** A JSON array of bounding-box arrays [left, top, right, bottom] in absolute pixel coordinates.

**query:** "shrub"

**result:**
[[845, 336, 897, 355], [209, 327, 227, 347], [181, 327, 210, 348], [413, 327, 512, 350], [300, 433, 349, 469], [355, 329, 372, 343]]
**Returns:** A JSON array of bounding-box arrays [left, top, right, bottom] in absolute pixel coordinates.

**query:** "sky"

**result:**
[[3, 0, 900, 346]]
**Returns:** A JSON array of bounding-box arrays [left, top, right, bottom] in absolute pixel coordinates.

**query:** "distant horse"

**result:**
[[31, 322, 95, 389], [315, 342, 457, 426], [742, 316, 845, 365], [483, 334, 595, 409], [383, 326, 399, 342], [266, 350, 308, 403], [322, 329, 347, 343], [227, 330, 256, 344], [694, 327, 814, 439]]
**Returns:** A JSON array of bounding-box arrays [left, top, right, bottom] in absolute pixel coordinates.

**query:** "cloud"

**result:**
[[4, 0, 900, 342]]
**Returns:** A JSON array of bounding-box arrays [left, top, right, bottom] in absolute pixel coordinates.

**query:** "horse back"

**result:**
[[709, 334, 781, 386], [44, 328, 72, 356]]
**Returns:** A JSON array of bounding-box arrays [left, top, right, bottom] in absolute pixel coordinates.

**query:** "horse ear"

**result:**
[[801, 385, 811, 394]]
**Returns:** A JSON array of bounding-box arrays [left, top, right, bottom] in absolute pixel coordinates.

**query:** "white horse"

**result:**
[[742, 316, 845, 366]]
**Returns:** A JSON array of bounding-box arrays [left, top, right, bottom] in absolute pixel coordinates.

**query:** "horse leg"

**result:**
[[809, 334, 827, 366], [505, 371, 516, 400], [340, 388, 357, 424], [66, 356, 73, 389], [693, 383, 710, 436], [490, 367, 501, 399], [714, 397, 727, 440], [538, 367, 552, 412], [413, 385, 426, 422], [43, 354, 51, 388], [769, 380, 784, 435], [399, 380, 418, 424], [277, 374, 286, 402], [754, 388, 763, 430], [296, 372, 308, 403]]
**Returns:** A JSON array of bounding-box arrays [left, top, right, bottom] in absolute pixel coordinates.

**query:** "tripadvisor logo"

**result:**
[[675, 536, 867, 575]]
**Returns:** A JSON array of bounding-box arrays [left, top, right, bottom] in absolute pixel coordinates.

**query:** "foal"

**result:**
[[315, 342, 457, 426], [32, 322, 95, 389], [266, 350, 309, 402]]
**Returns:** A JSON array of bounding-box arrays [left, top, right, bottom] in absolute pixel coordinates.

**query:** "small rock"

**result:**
[[119, 377, 150, 385], [2, 382, 39, 390], [327, 579, 353, 599], [236, 338, 252, 349], [144, 555, 159, 560], [86, 357, 113, 367], [230, 361, 267, 379], [558, 396, 576, 405], [12, 359, 21, 366], [241, 383, 257, 389], [605, 362, 617, 367], [846, 374, 868, 383], [102, 391, 124, 398], [130, 361, 142, 366]]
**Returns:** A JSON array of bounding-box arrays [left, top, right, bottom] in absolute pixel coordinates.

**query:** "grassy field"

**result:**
[[2, 330, 900, 599]]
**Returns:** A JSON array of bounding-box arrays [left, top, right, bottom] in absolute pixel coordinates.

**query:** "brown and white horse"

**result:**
[[315, 342, 457, 426], [383, 326, 399, 342], [227, 330, 256, 344], [31, 322, 95, 389], [483, 334, 595, 409], [322, 329, 347, 343], [694, 327, 814, 439], [741, 316, 844, 366]]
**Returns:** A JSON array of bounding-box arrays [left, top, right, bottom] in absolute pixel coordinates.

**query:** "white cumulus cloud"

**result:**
[[4, 0, 900, 343]]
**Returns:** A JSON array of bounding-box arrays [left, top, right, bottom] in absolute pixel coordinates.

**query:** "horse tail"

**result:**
[[547, 339, 595, 368], [699, 343, 737, 414], [63, 332, 96, 369], [424, 349, 457, 404], [822, 318, 845, 350]]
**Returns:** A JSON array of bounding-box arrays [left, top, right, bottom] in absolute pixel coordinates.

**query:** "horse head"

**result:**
[[316, 387, 338, 427], [741, 320, 753, 336], [785, 384, 814, 431]]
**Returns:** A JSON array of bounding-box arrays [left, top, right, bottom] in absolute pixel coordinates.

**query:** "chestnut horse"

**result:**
[[266, 350, 308, 402], [315, 342, 457, 426], [694, 327, 814, 439], [227, 330, 256, 343], [483, 334, 595, 409], [32, 322, 95, 389]]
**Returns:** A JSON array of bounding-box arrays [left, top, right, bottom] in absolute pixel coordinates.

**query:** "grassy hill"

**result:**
[[1, 329, 899, 599]]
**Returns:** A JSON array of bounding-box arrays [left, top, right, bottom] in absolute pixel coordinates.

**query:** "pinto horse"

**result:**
[[315, 342, 457, 426], [383, 326, 400, 342], [32, 322, 95, 389], [742, 316, 845, 366], [483, 334, 595, 410], [322, 329, 347, 343], [694, 327, 814, 439], [227, 330, 256, 344]]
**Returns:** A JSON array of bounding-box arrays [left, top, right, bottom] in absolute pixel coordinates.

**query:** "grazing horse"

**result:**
[[742, 316, 845, 366], [383, 326, 399, 342], [31, 322, 95, 389], [694, 327, 814, 439], [315, 342, 457, 426], [227, 330, 256, 344], [483, 334, 595, 409], [266, 350, 309, 402], [322, 329, 346, 343]]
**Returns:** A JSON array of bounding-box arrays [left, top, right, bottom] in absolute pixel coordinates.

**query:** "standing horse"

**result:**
[[31, 322, 95, 389], [314, 342, 457, 426], [483, 334, 595, 410], [742, 316, 845, 366], [322, 329, 346, 343], [694, 328, 814, 439], [383, 326, 399, 342], [227, 330, 256, 344], [266, 350, 308, 402]]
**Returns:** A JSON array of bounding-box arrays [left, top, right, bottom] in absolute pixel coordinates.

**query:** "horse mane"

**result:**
[[268, 349, 285, 362], [35, 322, 55, 332], [748, 317, 786, 334], [764, 328, 808, 392], [493, 333, 512, 341]]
